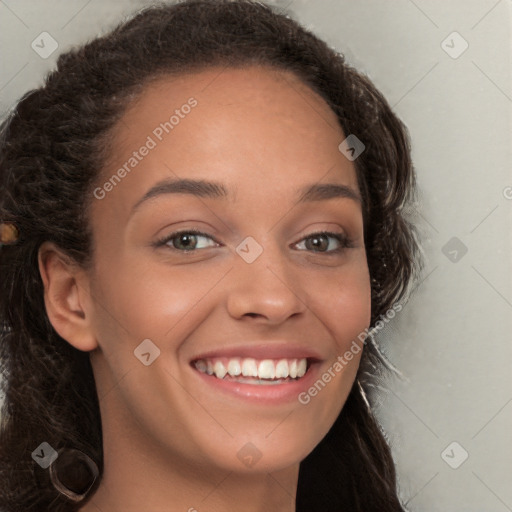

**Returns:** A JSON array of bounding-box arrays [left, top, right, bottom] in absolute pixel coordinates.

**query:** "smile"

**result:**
[[189, 344, 322, 402], [193, 357, 308, 385]]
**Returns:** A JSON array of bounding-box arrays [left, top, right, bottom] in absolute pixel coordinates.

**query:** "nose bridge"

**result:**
[[226, 234, 305, 322]]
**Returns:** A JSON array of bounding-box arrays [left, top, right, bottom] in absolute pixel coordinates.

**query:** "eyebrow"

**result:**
[[130, 177, 361, 215]]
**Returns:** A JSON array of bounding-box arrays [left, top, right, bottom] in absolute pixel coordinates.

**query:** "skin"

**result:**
[[38, 66, 371, 512]]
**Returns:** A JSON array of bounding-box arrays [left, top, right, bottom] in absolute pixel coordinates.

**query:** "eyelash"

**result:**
[[153, 228, 354, 255]]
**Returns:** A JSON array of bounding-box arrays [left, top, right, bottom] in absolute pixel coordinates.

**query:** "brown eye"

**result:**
[[155, 230, 219, 252], [172, 233, 199, 250], [295, 231, 353, 254], [305, 234, 330, 252]]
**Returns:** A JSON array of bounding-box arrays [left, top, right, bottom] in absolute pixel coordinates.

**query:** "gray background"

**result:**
[[1, 1, 511, 511]]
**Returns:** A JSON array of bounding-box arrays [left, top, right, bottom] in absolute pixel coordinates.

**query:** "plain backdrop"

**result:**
[[0, 1, 511, 511]]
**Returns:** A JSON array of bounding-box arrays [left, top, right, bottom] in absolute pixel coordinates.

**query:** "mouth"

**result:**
[[192, 356, 311, 385], [188, 344, 324, 403]]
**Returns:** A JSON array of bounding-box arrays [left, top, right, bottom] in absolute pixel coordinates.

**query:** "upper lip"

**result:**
[[190, 343, 324, 363]]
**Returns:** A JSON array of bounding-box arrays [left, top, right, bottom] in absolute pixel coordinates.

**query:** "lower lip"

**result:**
[[190, 362, 321, 404]]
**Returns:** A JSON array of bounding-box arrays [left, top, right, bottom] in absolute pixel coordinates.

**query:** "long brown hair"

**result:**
[[0, 1, 421, 510]]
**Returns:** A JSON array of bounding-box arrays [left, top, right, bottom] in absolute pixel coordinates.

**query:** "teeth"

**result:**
[[275, 359, 289, 379], [297, 358, 307, 378], [258, 360, 275, 379], [241, 358, 258, 377], [289, 359, 298, 379], [194, 357, 309, 381], [213, 361, 227, 379], [232, 378, 286, 386], [195, 359, 207, 373], [227, 358, 241, 376]]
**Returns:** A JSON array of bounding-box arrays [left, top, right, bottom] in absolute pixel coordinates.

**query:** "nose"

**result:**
[[226, 241, 307, 325]]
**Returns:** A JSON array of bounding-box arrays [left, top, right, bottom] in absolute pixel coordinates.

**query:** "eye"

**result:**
[[154, 229, 219, 252], [294, 231, 354, 254], [153, 229, 354, 254]]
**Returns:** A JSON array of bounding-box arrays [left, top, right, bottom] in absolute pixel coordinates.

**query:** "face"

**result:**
[[85, 66, 371, 475]]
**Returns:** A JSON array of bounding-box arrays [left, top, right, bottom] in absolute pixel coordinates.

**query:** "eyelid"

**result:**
[[292, 230, 354, 253], [153, 228, 220, 250], [153, 228, 354, 254]]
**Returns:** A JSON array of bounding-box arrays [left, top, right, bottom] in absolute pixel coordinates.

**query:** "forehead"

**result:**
[[93, 65, 359, 218], [122, 65, 338, 123]]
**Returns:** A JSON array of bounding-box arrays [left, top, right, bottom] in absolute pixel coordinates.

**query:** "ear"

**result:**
[[38, 241, 98, 352]]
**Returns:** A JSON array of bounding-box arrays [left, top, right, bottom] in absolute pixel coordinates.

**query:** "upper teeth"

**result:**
[[194, 357, 308, 380]]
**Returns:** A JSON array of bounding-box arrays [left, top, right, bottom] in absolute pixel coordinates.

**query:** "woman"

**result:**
[[0, 1, 421, 510]]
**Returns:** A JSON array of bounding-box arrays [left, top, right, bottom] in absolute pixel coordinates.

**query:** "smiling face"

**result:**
[[84, 65, 371, 476]]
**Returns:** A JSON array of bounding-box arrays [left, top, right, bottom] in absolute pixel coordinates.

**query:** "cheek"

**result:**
[[91, 249, 371, 355], [91, 256, 216, 338], [86, 250, 371, 472], [304, 261, 372, 349]]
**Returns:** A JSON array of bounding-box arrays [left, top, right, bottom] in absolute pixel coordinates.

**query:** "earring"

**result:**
[[49, 449, 99, 502]]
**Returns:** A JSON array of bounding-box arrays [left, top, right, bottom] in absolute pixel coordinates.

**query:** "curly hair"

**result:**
[[0, 1, 421, 510]]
